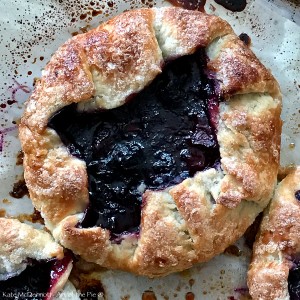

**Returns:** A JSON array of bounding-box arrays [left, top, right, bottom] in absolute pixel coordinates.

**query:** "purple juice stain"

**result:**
[[1, 80, 31, 112], [234, 287, 249, 297], [0, 134, 3, 152], [0, 126, 18, 152], [48, 48, 221, 236], [10, 79, 31, 104]]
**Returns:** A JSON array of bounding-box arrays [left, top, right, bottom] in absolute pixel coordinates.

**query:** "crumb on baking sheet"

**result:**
[[16, 150, 24, 165], [2, 198, 11, 204]]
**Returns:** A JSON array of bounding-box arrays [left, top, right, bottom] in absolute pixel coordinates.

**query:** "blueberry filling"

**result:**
[[0, 261, 52, 300], [48, 48, 221, 236], [0, 261, 48, 300], [295, 190, 300, 201], [0, 256, 71, 300], [288, 258, 300, 299]]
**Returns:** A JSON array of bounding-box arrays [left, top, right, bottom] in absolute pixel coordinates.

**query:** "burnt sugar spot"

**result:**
[[17, 209, 45, 225], [9, 179, 29, 199], [16, 150, 24, 166], [239, 33, 251, 46], [0, 209, 6, 217], [92, 10, 102, 17], [142, 291, 157, 300], [107, 1, 114, 8], [185, 292, 195, 300], [71, 25, 92, 36], [224, 245, 242, 257]]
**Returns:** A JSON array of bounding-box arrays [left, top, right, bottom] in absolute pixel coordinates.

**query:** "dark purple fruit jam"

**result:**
[[295, 190, 300, 201], [0, 260, 53, 300], [288, 259, 300, 299], [214, 0, 247, 12], [166, 0, 206, 11], [48, 48, 221, 236]]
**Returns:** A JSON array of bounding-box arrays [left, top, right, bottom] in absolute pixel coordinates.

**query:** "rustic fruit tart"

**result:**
[[19, 7, 281, 277]]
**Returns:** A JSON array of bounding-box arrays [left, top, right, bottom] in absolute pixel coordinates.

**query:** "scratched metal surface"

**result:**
[[0, 0, 299, 299]]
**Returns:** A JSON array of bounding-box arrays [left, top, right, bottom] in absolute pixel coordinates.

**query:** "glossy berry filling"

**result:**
[[288, 258, 300, 299], [0, 257, 70, 300], [48, 48, 221, 236], [295, 190, 300, 201]]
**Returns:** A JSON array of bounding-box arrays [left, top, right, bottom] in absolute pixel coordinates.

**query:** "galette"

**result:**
[[248, 168, 300, 300], [19, 7, 282, 277], [0, 218, 72, 299]]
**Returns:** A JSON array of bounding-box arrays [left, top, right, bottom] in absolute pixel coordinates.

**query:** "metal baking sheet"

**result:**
[[0, 0, 299, 299]]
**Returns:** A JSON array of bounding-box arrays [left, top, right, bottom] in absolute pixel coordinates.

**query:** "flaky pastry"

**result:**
[[248, 168, 300, 300]]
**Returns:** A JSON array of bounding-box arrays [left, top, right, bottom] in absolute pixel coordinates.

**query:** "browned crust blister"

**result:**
[[19, 7, 282, 277], [248, 168, 300, 300]]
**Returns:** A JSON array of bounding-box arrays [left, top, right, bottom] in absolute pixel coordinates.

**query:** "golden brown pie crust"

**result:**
[[19, 7, 282, 277], [248, 168, 300, 300]]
